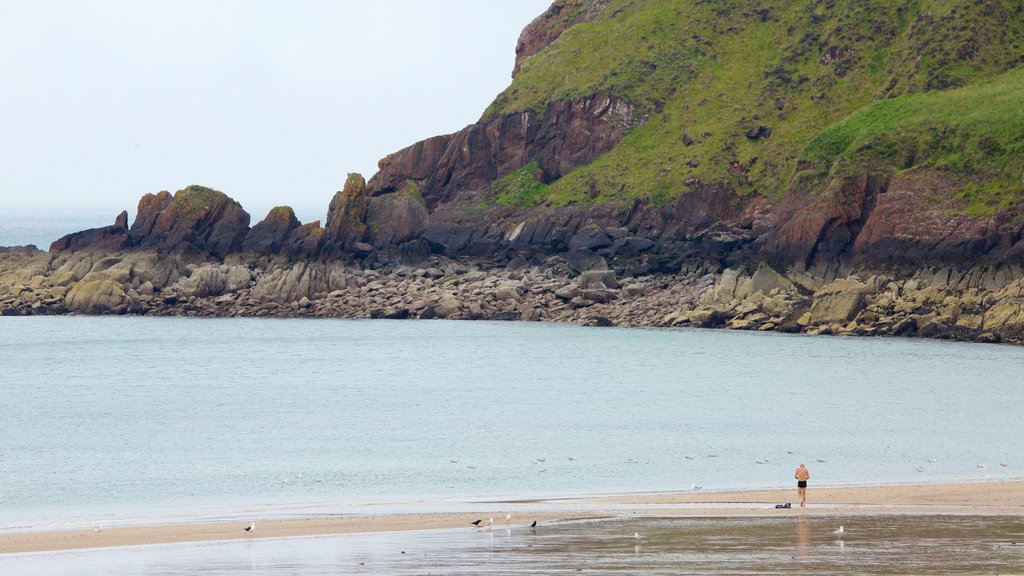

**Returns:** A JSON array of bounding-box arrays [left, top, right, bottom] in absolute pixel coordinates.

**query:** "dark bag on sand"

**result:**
[[775, 502, 792, 509]]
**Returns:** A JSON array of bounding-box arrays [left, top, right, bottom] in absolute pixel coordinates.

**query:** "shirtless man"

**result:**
[[794, 463, 810, 508]]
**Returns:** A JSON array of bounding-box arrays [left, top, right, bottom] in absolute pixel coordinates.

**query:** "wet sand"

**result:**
[[3, 480, 1022, 554]]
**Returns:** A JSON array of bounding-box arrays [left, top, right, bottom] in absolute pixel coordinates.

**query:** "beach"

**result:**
[[4, 480, 1022, 555]]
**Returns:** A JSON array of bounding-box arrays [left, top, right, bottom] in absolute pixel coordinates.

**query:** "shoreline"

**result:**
[[4, 480, 1022, 555]]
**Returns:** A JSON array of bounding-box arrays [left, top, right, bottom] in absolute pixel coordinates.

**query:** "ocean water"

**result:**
[[0, 213, 117, 250], [1, 317, 1022, 529]]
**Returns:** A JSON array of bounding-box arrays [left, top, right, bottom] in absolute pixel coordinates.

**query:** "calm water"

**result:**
[[1, 318, 1022, 529], [3, 516, 1023, 575]]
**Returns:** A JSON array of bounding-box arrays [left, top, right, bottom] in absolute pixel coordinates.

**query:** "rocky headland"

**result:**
[[5, 0, 1024, 344]]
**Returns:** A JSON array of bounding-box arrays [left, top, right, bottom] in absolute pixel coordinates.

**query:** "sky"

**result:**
[[0, 0, 552, 223]]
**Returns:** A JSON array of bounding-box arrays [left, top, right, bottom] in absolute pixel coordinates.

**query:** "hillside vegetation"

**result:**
[[486, 0, 1024, 213]]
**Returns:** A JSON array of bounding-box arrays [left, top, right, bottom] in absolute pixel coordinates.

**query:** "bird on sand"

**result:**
[[244, 523, 255, 533], [471, 519, 483, 526], [505, 513, 512, 522], [486, 518, 494, 526], [634, 532, 640, 540], [530, 520, 537, 528], [833, 526, 845, 535]]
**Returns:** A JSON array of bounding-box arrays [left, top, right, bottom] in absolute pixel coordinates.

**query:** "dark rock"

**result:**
[[566, 249, 608, 273], [590, 316, 615, 327], [242, 206, 300, 254], [746, 126, 772, 140], [688, 159, 700, 168], [50, 211, 129, 254], [285, 222, 325, 258], [325, 173, 368, 248], [129, 185, 251, 258], [365, 185, 429, 247], [568, 224, 612, 251], [701, 310, 729, 328]]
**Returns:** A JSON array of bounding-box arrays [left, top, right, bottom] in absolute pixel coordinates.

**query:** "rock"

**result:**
[[435, 294, 461, 318], [65, 278, 131, 314], [129, 185, 251, 257], [285, 221, 326, 257], [808, 279, 869, 324], [365, 184, 429, 246], [250, 261, 328, 303], [578, 270, 618, 289], [494, 281, 525, 302], [50, 211, 129, 254], [746, 125, 772, 140], [748, 263, 793, 295], [565, 249, 608, 273], [554, 285, 581, 301], [568, 224, 612, 251], [325, 173, 369, 248], [242, 206, 301, 254]]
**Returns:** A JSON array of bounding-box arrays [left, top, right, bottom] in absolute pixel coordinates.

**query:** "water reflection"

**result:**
[[2, 515, 1021, 575]]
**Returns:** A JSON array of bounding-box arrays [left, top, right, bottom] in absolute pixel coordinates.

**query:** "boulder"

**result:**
[[808, 279, 869, 324], [65, 278, 131, 314], [579, 269, 618, 289], [50, 211, 129, 254], [325, 173, 369, 248], [568, 224, 612, 251], [365, 184, 429, 246], [565, 249, 608, 273], [285, 222, 326, 258], [129, 185, 251, 257], [494, 281, 525, 302], [242, 206, 300, 254]]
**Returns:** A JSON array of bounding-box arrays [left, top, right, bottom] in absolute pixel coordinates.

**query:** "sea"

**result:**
[[3, 215, 1024, 574]]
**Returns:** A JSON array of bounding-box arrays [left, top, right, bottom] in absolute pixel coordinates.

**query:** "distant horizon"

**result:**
[[0, 1, 552, 218]]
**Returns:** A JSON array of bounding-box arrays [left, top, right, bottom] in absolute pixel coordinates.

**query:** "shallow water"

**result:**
[[3, 515, 1022, 575], [2, 317, 1023, 529]]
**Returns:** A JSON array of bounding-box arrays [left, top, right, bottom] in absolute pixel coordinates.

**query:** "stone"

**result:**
[[808, 279, 869, 324], [365, 184, 429, 246], [568, 224, 612, 251], [565, 249, 608, 273], [242, 206, 301, 254], [50, 211, 129, 254], [494, 282, 524, 302], [578, 270, 618, 289], [435, 294, 461, 318], [65, 278, 131, 314], [325, 173, 369, 248], [129, 185, 251, 257]]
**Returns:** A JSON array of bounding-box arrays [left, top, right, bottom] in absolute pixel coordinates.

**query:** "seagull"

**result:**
[[244, 522, 255, 533], [537, 468, 547, 473], [634, 532, 640, 540], [692, 483, 703, 490], [833, 526, 844, 535], [486, 518, 494, 526], [817, 458, 827, 463], [978, 464, 987, 469], [927, 459, 937, 463], [93, 526, 102, 533], [707, 454, 719, 458], [628, 458, 638, 464], [471, 519, 483, 526], [1001, 463, 1010, 468], [505, 513, 512, 523], [756, 459, 768, 464], [467, 465, 477, 470], [685, 455, 695, 460], [916, 466, 927, 472], [786, 450, 796, 455], [567, 456, 576, 462], [450, 459, 460, 464], [530, 520, 537, 528], [536, 458, 545, 463]]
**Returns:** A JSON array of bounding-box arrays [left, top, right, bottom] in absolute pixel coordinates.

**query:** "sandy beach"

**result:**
[[4, 480, 1022, 555]]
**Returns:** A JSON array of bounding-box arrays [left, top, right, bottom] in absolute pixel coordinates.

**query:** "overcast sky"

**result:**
[[0, 0, 551, 222]]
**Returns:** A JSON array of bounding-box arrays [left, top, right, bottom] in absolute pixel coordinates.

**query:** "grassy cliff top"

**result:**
[[486, 0, 1024, 212]]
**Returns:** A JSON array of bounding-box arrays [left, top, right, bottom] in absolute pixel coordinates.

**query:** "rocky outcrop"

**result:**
[[242, 207, 301, 254], [325, 173, 369, 249], [369, 94, 642, 210], [128, 185, 250, 257], [50, 211, 129, 254], [365, 186, 429, 247], [513, 0, 611, 76]]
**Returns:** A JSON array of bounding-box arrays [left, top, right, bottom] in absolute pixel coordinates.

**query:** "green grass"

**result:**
[[479, 0, 1024, 210], [172, 185, 237, 217], [490, 162, 548, 207], [803, 66, 1024, 214]]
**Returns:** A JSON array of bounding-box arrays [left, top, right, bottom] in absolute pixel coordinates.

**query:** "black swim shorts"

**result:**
[[797, 480, 807, 488]]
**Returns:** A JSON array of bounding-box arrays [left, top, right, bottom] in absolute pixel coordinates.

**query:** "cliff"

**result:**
[[7, 0, 1024, 344]]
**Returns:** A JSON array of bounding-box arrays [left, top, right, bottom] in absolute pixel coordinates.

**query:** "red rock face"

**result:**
[[243, 207, 301, 255], [128, 186, 250, 258], [324, 173, 368, 248], [369, 94, 641, 210]]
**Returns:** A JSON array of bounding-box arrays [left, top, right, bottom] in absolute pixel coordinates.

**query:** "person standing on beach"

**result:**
[[795, 463, 810, 508]]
